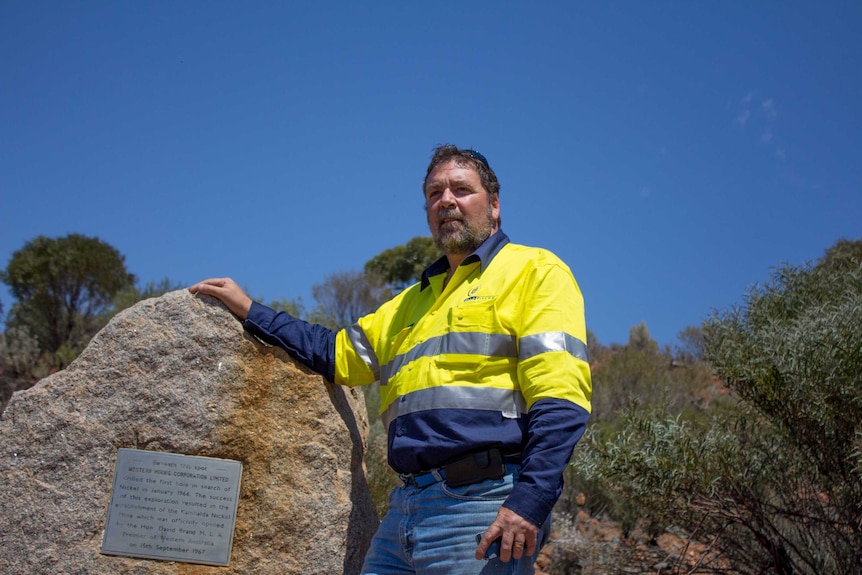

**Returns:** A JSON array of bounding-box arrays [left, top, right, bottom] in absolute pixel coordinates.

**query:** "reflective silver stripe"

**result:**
[[519, 332, 589, 363], [381, 338, 438, 386], [440, 331, 518, 358], [346, 323, 380, 380], [381, 386, 527, 430], [380, 331, 518, 386]]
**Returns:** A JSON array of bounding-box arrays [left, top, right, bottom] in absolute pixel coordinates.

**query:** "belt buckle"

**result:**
[[400, 469, 445, 488], [398, 473, 414, 487]]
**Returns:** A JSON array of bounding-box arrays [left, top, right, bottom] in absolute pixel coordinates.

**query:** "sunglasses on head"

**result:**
[[467, 149, 490, 170]]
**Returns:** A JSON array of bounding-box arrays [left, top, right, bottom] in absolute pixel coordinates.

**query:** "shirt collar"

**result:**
[[420, 230, 510, 290]]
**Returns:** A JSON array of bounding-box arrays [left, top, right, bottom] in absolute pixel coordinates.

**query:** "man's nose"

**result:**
[[439, 188, 456, 206]]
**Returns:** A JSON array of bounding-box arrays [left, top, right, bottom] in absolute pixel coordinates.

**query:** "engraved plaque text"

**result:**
[[101, 449, 242, 566]]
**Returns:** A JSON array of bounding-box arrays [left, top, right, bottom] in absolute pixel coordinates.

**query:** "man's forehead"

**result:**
[[424, 160, 481, 186]]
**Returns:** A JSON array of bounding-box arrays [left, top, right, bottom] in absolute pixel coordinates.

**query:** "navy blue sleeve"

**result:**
[[242, 301, 338, 383], [502, 398, 590, 526]]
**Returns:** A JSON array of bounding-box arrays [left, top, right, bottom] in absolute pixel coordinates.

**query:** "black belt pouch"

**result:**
[[444, 449, 506, 487]]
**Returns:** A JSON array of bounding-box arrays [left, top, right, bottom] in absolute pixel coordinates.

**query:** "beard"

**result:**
[[430, 205, 496, 257]]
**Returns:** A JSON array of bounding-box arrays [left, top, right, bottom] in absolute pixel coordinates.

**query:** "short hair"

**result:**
[[423, 144, 501, 196]]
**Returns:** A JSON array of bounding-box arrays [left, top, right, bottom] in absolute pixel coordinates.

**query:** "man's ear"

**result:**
[[490, 193, 501, 221]]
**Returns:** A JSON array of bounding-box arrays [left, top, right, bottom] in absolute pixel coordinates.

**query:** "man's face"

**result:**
[[424, 159, 500, 258]]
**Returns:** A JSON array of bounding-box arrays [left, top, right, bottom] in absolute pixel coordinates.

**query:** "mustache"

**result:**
[[437, 209, 463, 224]]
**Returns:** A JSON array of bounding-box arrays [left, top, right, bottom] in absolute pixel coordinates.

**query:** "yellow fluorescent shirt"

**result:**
[[334, 240, 592, 420], [247, 230, 591, 527]]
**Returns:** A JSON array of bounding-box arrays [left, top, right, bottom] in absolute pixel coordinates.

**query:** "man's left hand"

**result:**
[[474, 507, 538, 562]]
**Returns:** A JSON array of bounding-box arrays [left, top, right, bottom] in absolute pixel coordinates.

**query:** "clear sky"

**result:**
[[2, 2, 860, 348]]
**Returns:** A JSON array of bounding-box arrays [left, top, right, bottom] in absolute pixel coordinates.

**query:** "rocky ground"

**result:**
[[535, 510, 732, 575]]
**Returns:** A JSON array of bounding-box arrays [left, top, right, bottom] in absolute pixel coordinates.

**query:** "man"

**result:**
[[189, 145, 592, 574]]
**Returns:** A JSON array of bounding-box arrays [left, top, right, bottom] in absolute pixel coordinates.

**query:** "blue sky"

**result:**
[[2, 2, 860, 347]]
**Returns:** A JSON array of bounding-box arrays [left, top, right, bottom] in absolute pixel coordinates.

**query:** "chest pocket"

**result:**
[[448, 303, 498, 354], [450, 303, 494, 327], [431, 304, 513, 385]]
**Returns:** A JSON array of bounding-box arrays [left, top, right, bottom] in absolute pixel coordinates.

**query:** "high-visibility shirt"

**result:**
[[244, 230, 591, 526]]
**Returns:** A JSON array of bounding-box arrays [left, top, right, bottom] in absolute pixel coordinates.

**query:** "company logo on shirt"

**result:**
[[463, 284, 495, 303]]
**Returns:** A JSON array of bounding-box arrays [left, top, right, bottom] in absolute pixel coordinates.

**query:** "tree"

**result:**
[[0, 324, 42, 412], [1, 234, 135, 362], [574, 238, 862, 574], [674, 324, 705, 363], [306, 236, 441, 331], [308, 270, 390, 331], [588, 323, 706, 425], [107, 277, 187, 322], [267, 296, 305, 319], [701, 237, 862, 572], [628, 321, 659, 353], [364, 236, 441, 291], [563, 323, 718, 540]]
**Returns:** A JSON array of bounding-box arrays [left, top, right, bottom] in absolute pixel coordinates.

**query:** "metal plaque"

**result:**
[[101, 448, 242, 566]]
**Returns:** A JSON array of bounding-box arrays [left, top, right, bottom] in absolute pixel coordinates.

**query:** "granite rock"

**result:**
[[0, 290, 378, 574]]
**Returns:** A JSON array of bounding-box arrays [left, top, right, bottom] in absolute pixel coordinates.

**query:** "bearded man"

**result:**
[[190, 144, 592, 575]]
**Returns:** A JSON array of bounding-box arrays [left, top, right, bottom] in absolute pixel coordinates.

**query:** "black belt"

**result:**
[[399, 449, 520, 489]]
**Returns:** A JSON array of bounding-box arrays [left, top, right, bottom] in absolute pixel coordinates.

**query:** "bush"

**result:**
[[572, 238, 862, 574]]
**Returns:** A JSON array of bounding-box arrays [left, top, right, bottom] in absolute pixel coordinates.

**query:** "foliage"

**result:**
[[0, 325, 42, 412], [577, 402, 861, 574], [308, 270, 391, 331], [308, 236, 440, 332], [675, 324, 705, 363], [267, 296, 305, 318], [588, 322, 711, 425], [0, 236, 189, 411], [563, 322, 724, 543], [701, 237, 862, 572], [1, 234, 135, 359], [572, 238, 862, 574], [363, 236, 441, 291], [106, 277, 187, 322], [704, 239, 862, 499]]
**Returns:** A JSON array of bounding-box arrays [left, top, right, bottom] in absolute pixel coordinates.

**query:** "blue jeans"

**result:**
[[361, 465, 550, 575]]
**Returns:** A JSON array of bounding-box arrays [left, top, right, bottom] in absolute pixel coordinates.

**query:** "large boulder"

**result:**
[[0, 290, 378, 574]]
